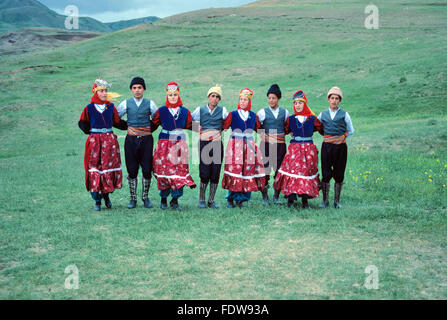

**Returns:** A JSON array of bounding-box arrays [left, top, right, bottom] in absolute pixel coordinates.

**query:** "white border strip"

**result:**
[[223, 171, 265, 179], [277, 169, 319, 180], [88, 167, 121, 174], [153, 173, 191, 179]]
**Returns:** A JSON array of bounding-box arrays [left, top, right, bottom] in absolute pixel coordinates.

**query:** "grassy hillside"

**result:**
[[0, 0, 446, 299], [0, 27, 100, 56]]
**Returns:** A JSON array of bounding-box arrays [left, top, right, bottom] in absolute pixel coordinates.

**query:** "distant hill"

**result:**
[[105, 16, 159, 32], [0, 0, 159, 33]]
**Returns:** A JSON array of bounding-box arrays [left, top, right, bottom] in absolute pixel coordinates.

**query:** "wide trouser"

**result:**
[[321, 142, 347, 183], [124, 135, 153, 180], [199, 140, 223, 184]]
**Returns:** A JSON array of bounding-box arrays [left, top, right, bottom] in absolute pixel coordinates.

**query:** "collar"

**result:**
[[207, 104, 218, 114], [329, 106, 340, 113], [295, 115, 307, 122], [169, 107, 180, 116], [94, 103, 107, 113], [134, 97, 144, 106], [238, 109, 249, 121]]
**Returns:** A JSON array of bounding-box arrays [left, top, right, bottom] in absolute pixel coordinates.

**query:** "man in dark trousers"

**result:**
[[191, 85, 228, 209], [317, 87, 355, 209], [257, 84, 289, 205], [117, 77, 158, 209]]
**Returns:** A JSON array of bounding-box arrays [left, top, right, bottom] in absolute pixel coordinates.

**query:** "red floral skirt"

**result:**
[[84, 133, 122, 193], [221, 138, 266, 192], [153, 139, 196, 191], [273, 142, 320, 198]]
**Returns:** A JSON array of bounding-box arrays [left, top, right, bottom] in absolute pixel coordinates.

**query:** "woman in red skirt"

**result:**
[[273, 90, 323, 209], [221, 88, 266, 208], [151, 82, 196, 211], [78, 78, 127, 211]]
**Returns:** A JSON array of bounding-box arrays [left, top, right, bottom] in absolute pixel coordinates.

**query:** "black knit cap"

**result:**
[[267, 84, 281, 99], [130, 77, 146, 90]]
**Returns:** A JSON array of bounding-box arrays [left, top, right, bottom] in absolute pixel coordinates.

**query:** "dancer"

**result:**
[[317, 87, 355, 208], [273, 90, 323, 209], [191, 85, 228, 209], [221, 88, 266, 208], [117, 77, 158, 209], [151, 82, 196, 211], [257, 84, 289, 205], [78, 78, 127, 211]]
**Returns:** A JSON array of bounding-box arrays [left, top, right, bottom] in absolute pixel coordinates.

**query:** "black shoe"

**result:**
[[143, 198, 153, 209], [198, 200, 207, 209], [287, 199, 295, 208], [302, 198, 310, 209], [320, 201, 329, 208], [261, 189, 270, 206], [103, 194, 112, 209], [226, 200, 235, 208], [236, 201, 243, 208], [273, 189, 281, 204], [273, 196, 280, 205], [94, 202, 101, 211], [208, 201, 219, 209], [160, 198, 168, 210], [170, 198, 181, 211], [128, 200, 137, 209]]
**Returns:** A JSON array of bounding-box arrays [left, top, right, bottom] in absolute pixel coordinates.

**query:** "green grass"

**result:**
[[0, 0, 446, 299]]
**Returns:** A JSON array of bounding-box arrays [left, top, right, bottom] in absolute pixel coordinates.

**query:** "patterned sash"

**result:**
[[127, 126, 152, 136], [323, 134, 346, 144], [200, 129, 222, 141], [262, 133, 285, 144]]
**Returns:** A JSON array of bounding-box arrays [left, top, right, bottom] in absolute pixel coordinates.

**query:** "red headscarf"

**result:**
[[237, 88, 253, 111], [91, 80, 110, 105], [165, 82, 183, 108], [292, 90, 315, 116]]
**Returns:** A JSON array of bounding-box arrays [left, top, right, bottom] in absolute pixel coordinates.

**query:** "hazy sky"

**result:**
[[38, 0, 255, 22]]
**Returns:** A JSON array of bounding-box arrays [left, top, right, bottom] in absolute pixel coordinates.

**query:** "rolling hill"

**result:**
[[0, 0, 159, 33]]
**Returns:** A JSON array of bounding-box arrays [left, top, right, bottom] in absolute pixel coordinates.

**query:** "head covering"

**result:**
[[327, 86, 343, 101], [292, 90, 315, 116], [165, 81, 183, 108], [237, 88, 253, 111], [207, 84, 222, 99], [267, 84, 281, 99], [90, 78, 121, 105], [130, 77, 146, 90]]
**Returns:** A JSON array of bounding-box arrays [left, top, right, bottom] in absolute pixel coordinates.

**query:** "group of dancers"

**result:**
[[78, 78, 354, 211]]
